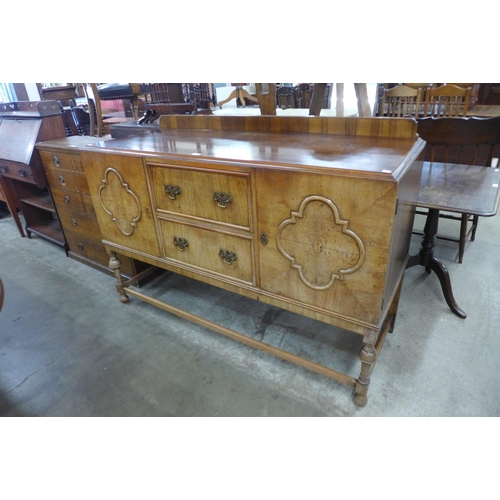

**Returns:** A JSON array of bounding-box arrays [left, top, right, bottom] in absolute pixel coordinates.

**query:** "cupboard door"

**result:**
[[81, 152, 160, 257], [256, 169, 397, 326]]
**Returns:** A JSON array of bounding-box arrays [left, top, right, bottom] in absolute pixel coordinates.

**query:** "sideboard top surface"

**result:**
[[79, 128, 422, 180]]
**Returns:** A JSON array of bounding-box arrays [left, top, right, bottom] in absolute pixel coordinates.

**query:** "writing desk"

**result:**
[[407, 161, 500, 318]]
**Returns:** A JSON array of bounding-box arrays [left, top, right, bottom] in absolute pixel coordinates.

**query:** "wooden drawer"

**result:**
[[0, 160, 36, 184], [40, 150, 75, 172], [64, 230, 138, 277], [160, 219, 254, 284], [52, 189, 86, 212], [45, 168, 80, 192], [58, 208, 102, 240], [149, 163, 251, 229]]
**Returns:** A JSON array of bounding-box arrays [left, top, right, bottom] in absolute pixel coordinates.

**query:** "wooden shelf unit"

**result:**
[[0, 101, 68, 248]]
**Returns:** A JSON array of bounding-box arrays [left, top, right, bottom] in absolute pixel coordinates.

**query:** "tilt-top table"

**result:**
[[407, 161, 500, 318]]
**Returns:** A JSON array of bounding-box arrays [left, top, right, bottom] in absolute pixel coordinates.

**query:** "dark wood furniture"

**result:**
[[38, 84, 78, 106], [416, 116, 500, 263], [407, 161, 500, 318], [0, 101, 68, 246], [138, 84, 198, 124], [74, 115, 424, 407], [35, 136, 151, 280], [478, 84, 500, 106], [0, 174, 24, 236]]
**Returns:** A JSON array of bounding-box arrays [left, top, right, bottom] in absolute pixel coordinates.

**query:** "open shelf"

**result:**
[[26, 218, 66, 247], [20, 192, 55, 212]]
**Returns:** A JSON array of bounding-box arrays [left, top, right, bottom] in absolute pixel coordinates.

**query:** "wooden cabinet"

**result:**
[[35, 136, 151, 279], [0, 101, 68, 246], [78, 115, 424, 406]]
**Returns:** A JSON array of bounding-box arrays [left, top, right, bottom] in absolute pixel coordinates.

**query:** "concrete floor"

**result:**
[[1, 202, 500, 417]]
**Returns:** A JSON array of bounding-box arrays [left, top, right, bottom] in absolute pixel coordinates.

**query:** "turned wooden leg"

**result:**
[[354, 342, 377, 407], [109, 252, 129, 303]]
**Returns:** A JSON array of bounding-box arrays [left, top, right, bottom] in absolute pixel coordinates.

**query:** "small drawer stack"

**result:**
[[148, 160, 255, 286], [36, 136, 149, 279]]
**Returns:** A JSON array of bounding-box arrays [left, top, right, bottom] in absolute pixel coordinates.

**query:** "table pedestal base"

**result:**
[[406, 208, 467, 319]]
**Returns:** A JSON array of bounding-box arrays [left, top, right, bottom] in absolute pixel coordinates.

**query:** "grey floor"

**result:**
[[1, 202, 499, 417]]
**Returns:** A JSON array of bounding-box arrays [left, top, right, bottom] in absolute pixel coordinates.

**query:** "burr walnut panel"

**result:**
[[81, 152, 160, 257], [256, 169, 398, 326]]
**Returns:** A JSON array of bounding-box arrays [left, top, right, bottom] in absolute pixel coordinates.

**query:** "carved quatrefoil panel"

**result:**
[[277, 196, 365, 290], [99, 168, 142, 236]]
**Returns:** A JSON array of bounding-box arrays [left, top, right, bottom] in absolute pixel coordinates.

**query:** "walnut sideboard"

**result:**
[[77, 115, 424, 406]]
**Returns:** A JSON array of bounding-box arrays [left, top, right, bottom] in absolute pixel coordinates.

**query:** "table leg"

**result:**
[[407, 208, 467, 319]]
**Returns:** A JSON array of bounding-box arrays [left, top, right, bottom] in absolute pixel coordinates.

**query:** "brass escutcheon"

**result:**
[[219, 249, 237, 265], [64, 196, 70, 204], [53, 156, 60, 167], [173, 237, 189, 251], [165, 184, 181, 200], [260, 232, 268, 245], [213, 191, 232, 208]]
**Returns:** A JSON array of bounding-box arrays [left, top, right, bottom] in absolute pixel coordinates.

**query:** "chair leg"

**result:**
[[459, 213, 468, 263], [471, 215, 479, 241]]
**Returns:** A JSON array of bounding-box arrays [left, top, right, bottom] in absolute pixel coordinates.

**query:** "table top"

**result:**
[[467, 105, 500, 117], [415, 161, 500, 216], [80, 126, 422, 181]]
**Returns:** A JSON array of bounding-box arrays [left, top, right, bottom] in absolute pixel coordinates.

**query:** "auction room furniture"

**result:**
[[407, 160, 500, 318], [0, 101, 68, 246], [423, 84, 471, 117], [378, 85, 423, 117], [82, 83, 106, 137], [416, 116, 500, 263], [76, 115, 424, 406], [0, 174, 24, 236], [218, 84, 259, 108], [35, 136, 151, 280]]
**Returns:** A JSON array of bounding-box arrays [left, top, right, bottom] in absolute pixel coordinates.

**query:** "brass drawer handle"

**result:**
[[59, 175, 65, 184], [173, 237, 189, 251], [18, 169, 27, 178], [53, 156, 60, 167], [1, 165, 8, 173], [78, 243, 84, 250], [219, 249, 237, 265], [64, 196, 70, 204], [214, 191, 232, 208], [71, 219, 77, 226], [165, 184, 181, 200]]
